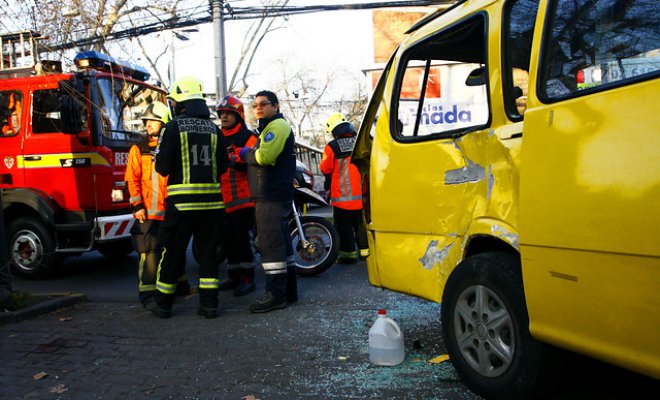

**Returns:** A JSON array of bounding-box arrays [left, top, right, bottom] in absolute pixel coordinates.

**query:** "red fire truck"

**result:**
[[0, 31, 168, 278]]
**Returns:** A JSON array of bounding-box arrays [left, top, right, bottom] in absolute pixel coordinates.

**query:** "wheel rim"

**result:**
[[291, 222, 332, 269], [453, 284, 515, 378], [12, 229, 44, 272]]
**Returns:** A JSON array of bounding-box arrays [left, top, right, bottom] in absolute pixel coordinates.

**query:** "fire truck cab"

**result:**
[[0, 31, 168, 278]]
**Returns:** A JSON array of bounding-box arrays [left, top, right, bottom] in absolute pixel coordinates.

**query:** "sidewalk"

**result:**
[[0, 262, 480, 400]]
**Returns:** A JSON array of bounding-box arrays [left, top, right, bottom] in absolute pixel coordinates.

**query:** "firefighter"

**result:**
[[150, 76, 229, 319], [239, 90, 297, 313], [216, 94, 258, 296], [319, 112, 369, 264], [125, 101, 183, 306]]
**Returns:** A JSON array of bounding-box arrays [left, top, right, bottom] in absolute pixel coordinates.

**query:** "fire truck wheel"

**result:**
[[8, 216, 61, 279], [96, 239, 134, 259]]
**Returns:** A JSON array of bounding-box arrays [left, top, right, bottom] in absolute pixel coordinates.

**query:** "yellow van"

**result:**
[[353, 0, 659, 398]]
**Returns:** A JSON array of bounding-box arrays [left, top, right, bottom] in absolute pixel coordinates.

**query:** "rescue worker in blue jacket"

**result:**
[[239, 90, 297, 313], [149, 76, 229, 319]]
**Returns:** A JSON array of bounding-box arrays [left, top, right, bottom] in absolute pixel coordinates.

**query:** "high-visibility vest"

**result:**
[[125, 138, 167, 220], [320, 135, 362, 210], [221, 122, 257, 212]]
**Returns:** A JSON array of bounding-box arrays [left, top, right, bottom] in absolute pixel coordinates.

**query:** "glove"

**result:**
[[239, 147, 252, 161]]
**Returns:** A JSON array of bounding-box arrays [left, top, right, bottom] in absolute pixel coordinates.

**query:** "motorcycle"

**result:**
[[290, 185, 339, 276], [191, 176, 339, 277]]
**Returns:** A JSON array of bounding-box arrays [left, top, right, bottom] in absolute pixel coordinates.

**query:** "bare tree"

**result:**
[[228, 0, 290, 96], [1, 1, 182, 55], [270, 58, 368, 148]]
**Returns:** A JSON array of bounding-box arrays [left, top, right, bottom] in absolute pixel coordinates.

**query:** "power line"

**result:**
[[44, 1, 450, 51]]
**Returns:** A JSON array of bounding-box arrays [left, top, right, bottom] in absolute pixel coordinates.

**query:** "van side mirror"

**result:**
[[465, 67, 487, 86]]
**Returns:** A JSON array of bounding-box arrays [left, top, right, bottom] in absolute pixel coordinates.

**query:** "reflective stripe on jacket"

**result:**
[[155, 114, 229, 211], [125, 139, 167, 220], [319, 135, 362, 210], [221, 122, 258, 212]]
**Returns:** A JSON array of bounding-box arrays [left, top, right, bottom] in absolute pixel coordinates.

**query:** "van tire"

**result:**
[[8, 216, 61, 279], [441, 252, 559, 400]]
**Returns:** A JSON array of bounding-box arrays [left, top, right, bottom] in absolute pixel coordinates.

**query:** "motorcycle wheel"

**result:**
[[290, 215, 339, 276]]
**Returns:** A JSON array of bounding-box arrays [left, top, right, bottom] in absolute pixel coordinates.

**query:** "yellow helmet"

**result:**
[[140, 101, 171, 124], [167, 76, 204, 102], [325, 112, 348, 133]]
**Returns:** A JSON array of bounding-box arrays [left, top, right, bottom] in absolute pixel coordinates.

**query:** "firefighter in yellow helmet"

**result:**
[[149, 77, 229, 319], [125, 101, 170, 306], [320, 112, 369, 263]]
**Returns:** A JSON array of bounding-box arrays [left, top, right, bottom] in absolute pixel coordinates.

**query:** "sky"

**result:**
[[166, 4, 377, 99]]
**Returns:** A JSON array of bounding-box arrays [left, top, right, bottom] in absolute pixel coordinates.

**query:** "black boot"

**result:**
[[233, 266, 256, 297], [286, 264, 298, 304], [197, 288, 220, 319], [145, 292, 173, 318], [249, 274, 286, 313], [218, 267, 240, 291]]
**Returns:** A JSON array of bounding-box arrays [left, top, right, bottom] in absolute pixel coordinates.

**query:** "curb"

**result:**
[[0, 292, 87, 326]]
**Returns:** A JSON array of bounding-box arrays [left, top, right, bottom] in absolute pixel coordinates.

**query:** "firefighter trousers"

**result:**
[[225, 207, 256, 266], [155, 203, 225, 310], [130, 220, 161, 304], [333, 207, 369, 260]]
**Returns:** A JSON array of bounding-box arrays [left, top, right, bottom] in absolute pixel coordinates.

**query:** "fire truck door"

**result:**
[[0, 90, 26, 187]]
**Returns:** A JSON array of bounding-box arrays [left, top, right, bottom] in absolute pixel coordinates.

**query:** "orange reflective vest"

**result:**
[[221, 122, 258, 213], [319, 135, 362, 210], [125, 138, 168, 221]]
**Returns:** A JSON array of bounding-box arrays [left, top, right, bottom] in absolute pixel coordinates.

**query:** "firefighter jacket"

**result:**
[[155, 109, 229, 211], [221, 122, 258, 212], [125, 136, 167, 220], [242, 113, 296, 202], [319, 133, 363, 210]]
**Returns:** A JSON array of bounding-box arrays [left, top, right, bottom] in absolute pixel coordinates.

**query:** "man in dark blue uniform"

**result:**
[[240, 90, 297, 313]]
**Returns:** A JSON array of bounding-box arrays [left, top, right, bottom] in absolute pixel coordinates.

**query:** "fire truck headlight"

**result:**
[[111, 189, 125, 203]]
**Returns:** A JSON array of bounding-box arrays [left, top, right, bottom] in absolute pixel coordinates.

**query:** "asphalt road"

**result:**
[[6, 246, 659, 399]]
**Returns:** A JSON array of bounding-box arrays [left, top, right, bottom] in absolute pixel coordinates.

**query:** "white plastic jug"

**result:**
[[368, 309, 405, 366]]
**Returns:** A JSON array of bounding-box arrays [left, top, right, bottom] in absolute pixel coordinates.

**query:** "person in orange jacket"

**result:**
[[216, 95, 259, 296], [319, 113, 369, 264], [125, 101, 191, 306]]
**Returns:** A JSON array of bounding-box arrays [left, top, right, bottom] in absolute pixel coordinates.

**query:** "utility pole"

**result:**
[[212, 0, 227, 101]]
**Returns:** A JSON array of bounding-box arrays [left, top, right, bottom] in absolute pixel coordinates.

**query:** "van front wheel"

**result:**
[[441, 252, 558, 400]]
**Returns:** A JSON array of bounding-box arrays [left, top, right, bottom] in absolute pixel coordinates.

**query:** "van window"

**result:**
[[540, 0, 660, 100], [503, 0, 540, 118], [393, 15, 489, 140], [0, 90, 22, 136]]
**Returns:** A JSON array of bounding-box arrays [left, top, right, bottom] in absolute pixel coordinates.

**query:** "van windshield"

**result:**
[[97, 78, 165, 142]]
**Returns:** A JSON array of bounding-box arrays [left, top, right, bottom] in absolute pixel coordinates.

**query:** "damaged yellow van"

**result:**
[[353, 0, 659, 398]]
